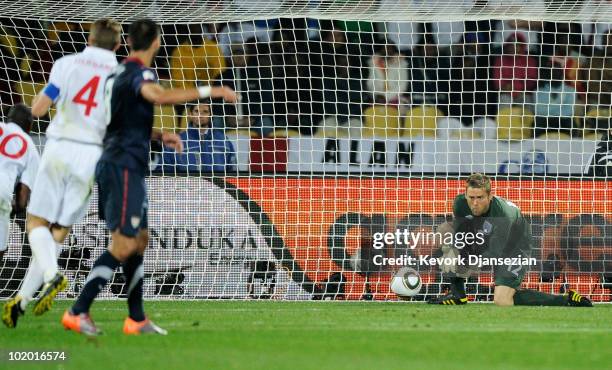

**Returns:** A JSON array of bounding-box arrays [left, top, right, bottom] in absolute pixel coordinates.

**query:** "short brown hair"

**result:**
[[465, 173, 491, 194], [90, 18, 121, 51]]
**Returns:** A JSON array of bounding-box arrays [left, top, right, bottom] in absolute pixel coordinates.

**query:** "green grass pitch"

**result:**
[[1, 300, 610, 370]]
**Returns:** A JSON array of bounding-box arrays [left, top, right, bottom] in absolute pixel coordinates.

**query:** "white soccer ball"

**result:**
[[390, 267, 422, 297]]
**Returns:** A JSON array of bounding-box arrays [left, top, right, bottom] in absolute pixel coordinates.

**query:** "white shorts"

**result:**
[[28, 139, 102, 226], [0, 214, 8, 252]]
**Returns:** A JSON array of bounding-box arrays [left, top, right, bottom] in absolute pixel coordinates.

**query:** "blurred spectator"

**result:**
[[381, 21, 420, 55], [366, 43, 409, 112], [546, 23, 585, 94], [160, 101, 236, 173], [212, 40, 251, 127], [428, 21, 466, 56], [580, 52, 612, 112], [49, 22, 87, 61], [492, 32, 539, 107], [573, 21, 612, 56], [320, 46, 364, 131], [216, 21, 276, 57], [533, 67, 579, 137], [169, 23, 226, 103], [491, 20, 541, 53], [6, 19, 52, 82], [409, 40, 451, 107], [446, 33, 497, 135], [269, 19, 314, 134], [0, 38, 19, 117], [242, 42, 276, 137]]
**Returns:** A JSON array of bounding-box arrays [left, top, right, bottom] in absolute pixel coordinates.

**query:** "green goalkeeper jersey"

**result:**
[[452, 194, 533, 259]]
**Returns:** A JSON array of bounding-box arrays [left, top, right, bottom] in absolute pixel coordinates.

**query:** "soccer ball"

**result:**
[[390, 267, 422, 297]]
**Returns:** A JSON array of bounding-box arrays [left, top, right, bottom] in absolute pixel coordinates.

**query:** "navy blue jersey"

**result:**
[[100, 58, 157, 175]]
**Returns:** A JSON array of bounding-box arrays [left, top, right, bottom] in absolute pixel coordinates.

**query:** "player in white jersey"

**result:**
[[1, 19, 122, 327], [0, 104, 40, 327], [0, 105, 39, 261]]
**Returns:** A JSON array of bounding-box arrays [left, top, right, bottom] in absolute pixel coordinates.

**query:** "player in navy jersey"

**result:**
[[62, 19, 236, 336]]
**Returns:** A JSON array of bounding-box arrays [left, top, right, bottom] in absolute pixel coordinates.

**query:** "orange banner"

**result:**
[[224, 178, 612, 301]]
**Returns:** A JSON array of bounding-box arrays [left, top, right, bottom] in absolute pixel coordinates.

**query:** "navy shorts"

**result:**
[[96, 160, 148, 237]]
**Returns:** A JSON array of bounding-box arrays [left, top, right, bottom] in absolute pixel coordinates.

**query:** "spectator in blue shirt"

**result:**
[[161, 101, 236, 174]]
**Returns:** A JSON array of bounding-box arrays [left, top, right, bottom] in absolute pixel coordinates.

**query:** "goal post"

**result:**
[[0, 0, 610, 302]]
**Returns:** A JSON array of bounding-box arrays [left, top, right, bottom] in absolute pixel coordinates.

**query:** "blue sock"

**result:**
[[71, 251, 120, 315], [123, 254, 145, 322]]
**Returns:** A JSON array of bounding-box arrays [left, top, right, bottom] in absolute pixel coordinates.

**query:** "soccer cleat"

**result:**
[[33, 273, 67, 316], [566, 289, 593, 307], [61, 311, 102, 336], [2, 297, 25, 328], [427, 293, 468, 305], [123, 317, 168, 335]]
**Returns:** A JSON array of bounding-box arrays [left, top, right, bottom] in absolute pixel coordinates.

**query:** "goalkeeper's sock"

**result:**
[[123, 254, 145, 322], [513, 289, 566, 306], [71, 251, 120, 315], [450, 277, 466, 297]]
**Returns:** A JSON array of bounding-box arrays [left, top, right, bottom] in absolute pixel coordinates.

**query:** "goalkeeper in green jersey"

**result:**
[[428, 173, 592, 307]]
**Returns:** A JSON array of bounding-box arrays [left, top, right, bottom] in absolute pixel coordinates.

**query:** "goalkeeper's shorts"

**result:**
[[493, 260, 529, 289]]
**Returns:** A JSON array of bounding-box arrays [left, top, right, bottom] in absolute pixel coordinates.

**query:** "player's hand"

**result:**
[[162, 132, 183, 153], [210, 86, 238, 103]]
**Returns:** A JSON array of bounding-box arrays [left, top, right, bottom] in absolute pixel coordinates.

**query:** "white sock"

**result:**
[[28, 227, 58, 283], [17, 242, 64, 310], [17, 256, 44, 310], [56, 242, 63, 258]]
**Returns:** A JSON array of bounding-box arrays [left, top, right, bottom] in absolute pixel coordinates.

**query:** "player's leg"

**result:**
[[0, 214, 5, 261], [125, 229, 147, 322], [120, 180, 166, 335], [35, 144, 102, 315], [62, 161, 124, 335], [63, 161, 160, 335], [493, 285, 516, 306], [25, 141, 69, 314], [62, 230, 137, 336], [0, 213, 7, 261], [0, 214, 24, 328], [50, 224, 71, 244], [122, 227, 166, 335], [29, 215, 69, 315], [428, 222, 470, 305], [494, 263, 592, 307]]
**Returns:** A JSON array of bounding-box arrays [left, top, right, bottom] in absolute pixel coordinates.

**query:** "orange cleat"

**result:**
[[61, 310, 101, 336], [123, 317, 168, 335]]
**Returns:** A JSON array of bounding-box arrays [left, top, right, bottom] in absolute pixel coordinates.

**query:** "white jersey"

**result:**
[[45, 46, 117, 145], [0, 122, 40, 216]]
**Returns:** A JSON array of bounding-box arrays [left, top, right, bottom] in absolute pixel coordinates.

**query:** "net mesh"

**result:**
[[0, 1, 610, 302]]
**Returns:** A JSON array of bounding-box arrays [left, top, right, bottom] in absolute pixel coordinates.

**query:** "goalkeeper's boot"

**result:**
[[33, 272, 67, 316], [123, 317, 168, 335], [427, 293, 468, 305], [61, 311, 102, 336], [566, 289, 593, 307], [2, 297, 25, 328]]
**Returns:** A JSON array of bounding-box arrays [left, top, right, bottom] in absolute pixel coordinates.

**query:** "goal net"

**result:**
[[0, 0, 610, 302]]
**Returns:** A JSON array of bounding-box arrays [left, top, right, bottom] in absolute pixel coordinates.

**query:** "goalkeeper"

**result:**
[[428, 173, 592, 307]]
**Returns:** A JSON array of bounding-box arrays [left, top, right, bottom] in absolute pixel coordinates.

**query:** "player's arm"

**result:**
[[152, 129, 183, 153], [31, 60, 63, 117], [140, 83, 237, 105], [15, 183, 31, 211], [31, 89, 55, 117]]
